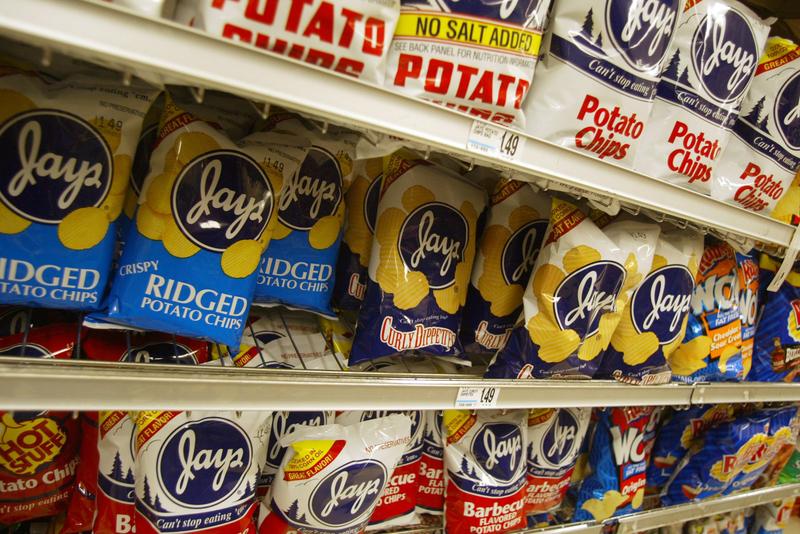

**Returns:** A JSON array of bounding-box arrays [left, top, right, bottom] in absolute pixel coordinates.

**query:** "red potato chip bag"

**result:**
[[443, 409, 527, 534], [61, 413, 99, 534], [335, 410, 424, 530], [416, 411, 444, 515], [82, 330, 210, 365], [95, 411, 137, 534], [0, 324, 81, 525]]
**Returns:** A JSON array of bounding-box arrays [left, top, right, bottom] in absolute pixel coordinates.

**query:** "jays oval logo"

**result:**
[[774, 70, 800, 151], [308, 460, 387, 527], [363, 174, 382, 235], [265, 411, 329, 470], [553, 261, 626, 337], [470, 423, 524, 483], [0, 110, 112, 224], [690, 7, 758, 104], [537, 409, 581, 469], [630, 265, 694, 343], [172, 150, 273, 252], [123, 341, 198, 365], [605, 0, 680, 74], [278, 146, 343, 231], [399, 202, 467, 289], [157, 418, 251, 508]]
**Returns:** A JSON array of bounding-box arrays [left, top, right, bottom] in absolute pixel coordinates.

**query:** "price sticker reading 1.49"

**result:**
[[466, 120, 526, 162], [455, 386, 500, 409]]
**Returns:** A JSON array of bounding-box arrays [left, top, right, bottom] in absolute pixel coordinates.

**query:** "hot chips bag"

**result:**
[[105, 95, 302, 346], [485, 199, 660, 379], [669, 241, 743, 382], [0, 65, 157, 311], [350, 150, 486, 364], [460, 180, 550, 354], [597, 230, 702, 384]]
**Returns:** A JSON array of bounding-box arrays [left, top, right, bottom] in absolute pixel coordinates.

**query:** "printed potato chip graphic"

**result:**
[[669, 241, 743, 383], [105, 95, 304, 346], [598, 230, 703, 385], [0, 67, 156, 311], [461, 180, 550, 353], [349, 150, 486, 365], [485, 199, 660, 379]]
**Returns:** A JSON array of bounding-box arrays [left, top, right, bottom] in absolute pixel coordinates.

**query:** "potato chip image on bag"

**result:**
[[485, 199, 660, 379], [669, 240, 743, 383], [597, 230, 703, 385], [104, 95, 304, 346], [460, 180, 550, 354], [332, 157, 383, 311], [255, 111, 357, 316], [349, 150, 486, 364], [0, 65, 157, 311]]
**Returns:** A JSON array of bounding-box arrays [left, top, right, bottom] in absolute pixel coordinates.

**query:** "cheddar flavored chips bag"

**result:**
[[255, 112, 357, 316], [460, 180, 550, 354], [105, 95, 302, 346], [0, 66, 156, 311], [597, 230, 703, 385], [485, 199, 660, 379], [350, 150, 486, 364]]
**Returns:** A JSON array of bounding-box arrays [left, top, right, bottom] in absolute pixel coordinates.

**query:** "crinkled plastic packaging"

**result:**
[[736, 251, 759, 379], [751, 262, 800, 382], [416, 410, 444, 515]]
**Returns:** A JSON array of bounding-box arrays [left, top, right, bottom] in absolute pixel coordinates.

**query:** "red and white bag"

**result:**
[[258, 414, 412, 534], [132, 410, 271, 534], [443, 409, 527, 534], [634, 0, 771, 193], [335, 410, 424, 529], [95, 411, 137, 534], [416, 411, 444, 515], [711, 37, 800, 214], [175, 0, 400, 84], [524, 0, 683, 166]]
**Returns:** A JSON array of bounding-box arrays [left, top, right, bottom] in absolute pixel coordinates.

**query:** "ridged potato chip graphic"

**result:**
[[0, 89, 35, 123], [58, 207, 109, 250], [221, 239, 262, 278], [162, 218, 200, 258], [0, 202, 31, 234], [580, 490, 627, 521], [172, 132, 219, 167], [563, 245, 601, 273], [527, 312, 581, 363], [136, 204, 168, 241], [145, 171, 178, 215], [308, 215, 341, 250], [343, 174, 373, 266], [669, 335, 712, 376]]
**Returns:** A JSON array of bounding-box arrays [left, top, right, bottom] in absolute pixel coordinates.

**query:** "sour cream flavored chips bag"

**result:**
[[524, 0, 682, 166], [634, 0, 771, 193]]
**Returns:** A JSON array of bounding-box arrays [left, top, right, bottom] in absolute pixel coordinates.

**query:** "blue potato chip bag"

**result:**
[[661, 412, 770, 505], [751, 264, 800, 382], [573, 406, 660, 522], [460, 180, 550, 354], [597, 230, 702, 384], [104, 96, 304, 346], [646, 404, 734, 495], [737, 250, 759, 379], [0, 66, 156, 311], [254, 112, 358, 316], [349, 150, 486, 364], [485, 199, 660, 379]]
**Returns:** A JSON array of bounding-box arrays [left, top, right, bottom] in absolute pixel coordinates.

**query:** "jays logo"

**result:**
[[399, 203, 467, 289], [775, 70, 800, 150], [265, 411, 329, 470], [630, 265, 694, 343], [605, 0, 680, 74], [0, 342, 51, 358], [535, 409, 581, 470], [123, 341, 198, 364], [501, 220, 547, 287], [278, 146, 342, 231], [471, 423, 524, 483], [554, 261, 626, 337], [172, 150, 273, 252], [157, 418, 251, 508], [364, 174, 382, 235], [308, 460, 387, 528], [690, 7, 758, 104], [0, 110, 112, 224]]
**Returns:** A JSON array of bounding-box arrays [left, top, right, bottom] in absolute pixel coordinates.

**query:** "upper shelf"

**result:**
[[0, 0, 796, 250]]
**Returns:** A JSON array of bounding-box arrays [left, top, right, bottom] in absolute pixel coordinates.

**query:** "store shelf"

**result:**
[[0, 0, 796, 251], [3, 357, 800, 411]]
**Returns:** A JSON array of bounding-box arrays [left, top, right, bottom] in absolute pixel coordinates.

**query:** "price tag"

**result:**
[[466, 120, 526, 162], [455, 386, 500, 408]]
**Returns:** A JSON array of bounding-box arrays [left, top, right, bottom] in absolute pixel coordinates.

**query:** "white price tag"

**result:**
[[466, 120, 525, 162], [455, 386, 500, 409]]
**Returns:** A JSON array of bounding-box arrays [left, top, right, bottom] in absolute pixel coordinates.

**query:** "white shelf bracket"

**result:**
[[767, 224, 800, 292]]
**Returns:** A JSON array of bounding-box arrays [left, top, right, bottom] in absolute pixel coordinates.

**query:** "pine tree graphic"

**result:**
[[758, 114, 770, 131], [153, 495, 166, 512], [678, 66, 691, 86], [142, 476, 153, 507], [110, 452, 124, 481], [124, 468, 134, 484], [460, 456, 470, 476], [581, 8, 594, 38], [244, 481, 253, 496], [744, 96, 766, 124], [662, 50, 681, 79], [595, 32, 603, 47], [286, 499, 302, 522]]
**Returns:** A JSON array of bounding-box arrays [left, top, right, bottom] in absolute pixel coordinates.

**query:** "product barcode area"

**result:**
[[1, 0, 800, 533]]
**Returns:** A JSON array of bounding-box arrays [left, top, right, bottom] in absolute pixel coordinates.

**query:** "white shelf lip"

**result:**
[[0, 0, 795, 249], [2, 358, 800, 411]]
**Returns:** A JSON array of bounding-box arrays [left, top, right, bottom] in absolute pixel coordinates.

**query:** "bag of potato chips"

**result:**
[[485, 199, 660, 379], [333, 157, 382, 311], [460, 180, 550, 354], [751, 264, 800, 382], [0, 66, 157, 311], [105, 95, 303, 346], [597, 230, 702, 384], [736, 251, 759, 379], [255, 111, 357, 316], [574, 406, 660, 522], [669, 241, 743, 383], [349, 150, 486, 364]]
